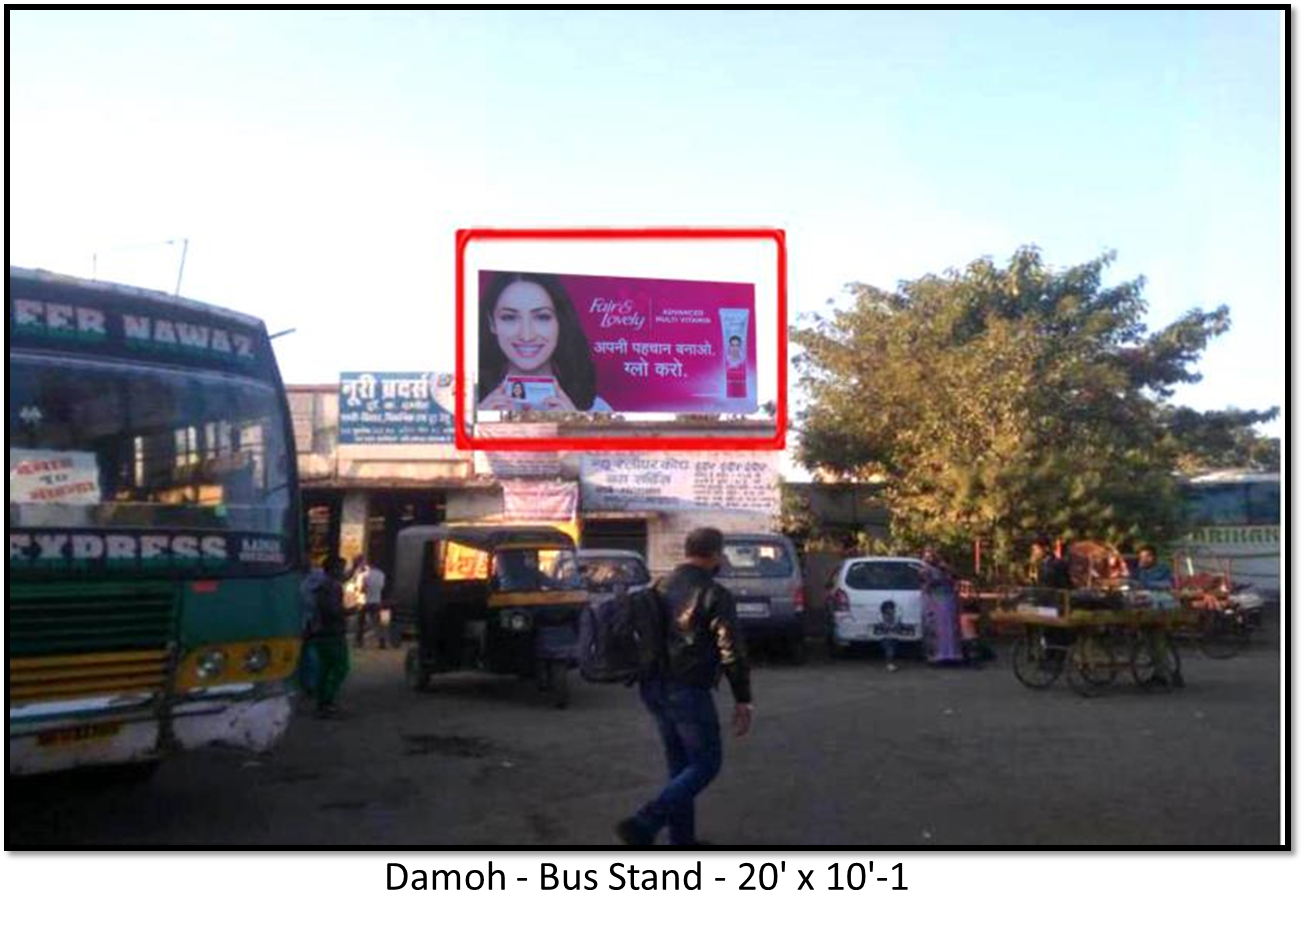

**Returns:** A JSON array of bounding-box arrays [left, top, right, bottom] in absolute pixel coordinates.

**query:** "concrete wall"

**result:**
[[447, 487, 505, 523]]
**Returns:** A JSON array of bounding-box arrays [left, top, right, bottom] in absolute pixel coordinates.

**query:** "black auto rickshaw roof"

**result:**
[[390, 524, 578, 611]]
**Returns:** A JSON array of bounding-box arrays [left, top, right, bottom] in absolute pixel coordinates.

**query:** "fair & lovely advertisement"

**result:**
[[477, 270, 757, 414]]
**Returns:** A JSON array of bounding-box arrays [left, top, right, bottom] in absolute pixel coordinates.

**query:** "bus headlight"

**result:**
[[195, 649, 227, 681], [243, 644, 272, 674]]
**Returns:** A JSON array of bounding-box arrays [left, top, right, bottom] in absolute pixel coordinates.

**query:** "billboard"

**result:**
[[338, 372, 455, 444], [476, 270, 756, 415]]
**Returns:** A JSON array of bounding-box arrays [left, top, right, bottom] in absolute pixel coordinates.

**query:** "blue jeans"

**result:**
[[634, 679, 723, 846]]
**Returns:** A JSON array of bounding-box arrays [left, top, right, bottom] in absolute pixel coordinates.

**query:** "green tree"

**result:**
[[792, 246, 1272, 571]]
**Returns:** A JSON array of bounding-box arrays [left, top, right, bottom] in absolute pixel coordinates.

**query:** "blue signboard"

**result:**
[[338, 372, 456, 444]]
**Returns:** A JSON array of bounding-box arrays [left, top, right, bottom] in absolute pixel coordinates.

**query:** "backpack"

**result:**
[[577, 584, 667, 685]]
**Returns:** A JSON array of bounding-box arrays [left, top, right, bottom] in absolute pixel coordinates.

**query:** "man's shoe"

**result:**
[[616, 818, 654, 846]]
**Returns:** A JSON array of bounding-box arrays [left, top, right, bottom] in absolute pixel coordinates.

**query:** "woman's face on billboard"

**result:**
[[490, 281, 559, 373]]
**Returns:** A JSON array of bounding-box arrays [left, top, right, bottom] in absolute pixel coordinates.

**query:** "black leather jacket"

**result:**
[[656, 563, 752, 704]]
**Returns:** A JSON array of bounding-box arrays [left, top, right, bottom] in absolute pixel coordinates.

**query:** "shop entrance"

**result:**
[[580, 518, 648, 558], [366, 492, 446, 580]]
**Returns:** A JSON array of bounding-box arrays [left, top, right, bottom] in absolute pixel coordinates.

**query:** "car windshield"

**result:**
[[720, 541, 794, 578], [844, 561, 922, 591], [492, 548, 584, 592], [580, 555, 650, 591], [9, 355, 292, 537]]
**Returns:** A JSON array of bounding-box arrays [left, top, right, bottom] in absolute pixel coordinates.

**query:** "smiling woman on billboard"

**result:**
[[477, 271, 612, 413]]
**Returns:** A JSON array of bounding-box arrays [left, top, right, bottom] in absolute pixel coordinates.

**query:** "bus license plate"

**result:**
[[37, 721, 122, 748]]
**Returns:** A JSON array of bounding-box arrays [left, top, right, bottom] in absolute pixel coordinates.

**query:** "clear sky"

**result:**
[[9, 9, 1284, 443]]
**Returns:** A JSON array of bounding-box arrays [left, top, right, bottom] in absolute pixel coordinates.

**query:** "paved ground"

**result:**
[[9, 625, 1282, 847]]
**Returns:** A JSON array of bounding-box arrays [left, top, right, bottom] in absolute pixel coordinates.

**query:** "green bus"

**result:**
[[9, 267, 304, 776], [1180, 470, 1281, 598]]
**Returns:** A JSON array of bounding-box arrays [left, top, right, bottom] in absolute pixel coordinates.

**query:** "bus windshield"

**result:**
[[9, 355, 292, 539], [1182, 481, 1280, 526]]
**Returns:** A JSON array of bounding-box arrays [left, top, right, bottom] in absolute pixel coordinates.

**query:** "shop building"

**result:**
[[289, 382, 782, 579]]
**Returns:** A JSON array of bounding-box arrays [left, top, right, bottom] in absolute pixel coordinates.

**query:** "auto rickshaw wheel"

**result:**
[[405, 647, 431, 692]]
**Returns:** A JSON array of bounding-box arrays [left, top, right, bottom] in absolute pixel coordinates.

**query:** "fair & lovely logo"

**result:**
[[588, 297, 646, 330]]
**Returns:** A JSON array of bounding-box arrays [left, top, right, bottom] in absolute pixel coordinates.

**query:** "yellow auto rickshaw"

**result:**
[[391, 524, 589, 707]]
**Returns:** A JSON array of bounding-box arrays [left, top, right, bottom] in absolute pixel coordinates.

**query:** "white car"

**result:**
[[576, 549, 652, 611], [825, 557, 928, 655]]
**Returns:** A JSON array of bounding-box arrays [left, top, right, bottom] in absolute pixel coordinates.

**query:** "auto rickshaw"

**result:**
[[391, 524, 589, 708]]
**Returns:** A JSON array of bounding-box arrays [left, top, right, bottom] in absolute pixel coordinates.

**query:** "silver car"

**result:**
[[576, 549, 652, 611], [716, 533, 806, 661]]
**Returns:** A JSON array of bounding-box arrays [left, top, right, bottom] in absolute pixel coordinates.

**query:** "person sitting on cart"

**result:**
[[1135, 546, 1174, 590], [1030, 535, 1072, 590], [1134, 546, 1180, 612]]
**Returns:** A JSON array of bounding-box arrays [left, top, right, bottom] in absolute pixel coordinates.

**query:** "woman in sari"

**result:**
[[920, 548, 965, 665]]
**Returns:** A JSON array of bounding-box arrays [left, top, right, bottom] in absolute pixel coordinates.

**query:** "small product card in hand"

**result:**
[[506, 376, 558, 410]]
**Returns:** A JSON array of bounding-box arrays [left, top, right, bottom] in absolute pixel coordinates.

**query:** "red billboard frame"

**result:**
[[455, 227, 786, 452]]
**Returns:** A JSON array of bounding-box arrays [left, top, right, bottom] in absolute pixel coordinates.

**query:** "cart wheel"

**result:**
[[404, 647, 431, 692], [1132, 632, 1183, 691], [1065, 635, 1118, 697], [1012, 631, 1064, 689], [1197, 612, 1248, 660]]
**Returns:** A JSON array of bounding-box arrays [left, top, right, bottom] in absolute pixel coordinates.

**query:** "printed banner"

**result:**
[[443, 541, 490, 581], [473, 423, 563, 477], [502, 480, 579, 522], [10, 449, 103, 505], [338, 372, 455, 444], [477, 270, 756, 414], [580, 452, 779, 513]]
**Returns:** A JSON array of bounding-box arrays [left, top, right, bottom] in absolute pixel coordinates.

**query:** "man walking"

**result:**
[[353, 558, 388, 648], [308, 555, 350, 717], [617, 527, 753, 847], [298, 560, 328, 698]]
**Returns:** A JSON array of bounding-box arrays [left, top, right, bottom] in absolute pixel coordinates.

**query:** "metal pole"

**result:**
[[174, 238, 189, 295]]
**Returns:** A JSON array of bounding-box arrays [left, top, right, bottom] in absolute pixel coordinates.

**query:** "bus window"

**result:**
[[1183, 484, 1248, 526], [8, 355, 290, 537], [1246, 481, 1280, 525]]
